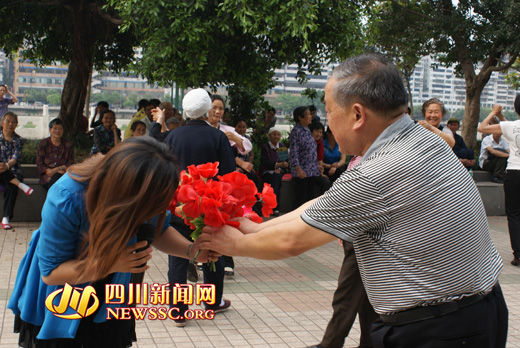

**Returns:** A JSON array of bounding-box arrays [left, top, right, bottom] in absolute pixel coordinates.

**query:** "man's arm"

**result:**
[[487, 147, 509, 158], [5, 86, 17, 103], [198, 199, 335, 260]]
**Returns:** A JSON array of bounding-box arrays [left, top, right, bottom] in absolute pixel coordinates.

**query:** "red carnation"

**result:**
[[197, 162, 219, 178], [260, 184, 277, 217]]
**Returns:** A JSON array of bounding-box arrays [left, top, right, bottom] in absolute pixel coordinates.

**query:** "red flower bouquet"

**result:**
[[169, 162, 277, 270]]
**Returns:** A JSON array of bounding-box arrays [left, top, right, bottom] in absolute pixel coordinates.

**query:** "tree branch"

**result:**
[[89, 2, 122, 26], [489, 54, 519, 72]]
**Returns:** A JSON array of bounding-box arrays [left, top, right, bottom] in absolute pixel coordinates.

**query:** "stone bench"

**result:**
[[471, 170, 505, 216], [279, 170, 506, 216], [0, 164, 46, 222]]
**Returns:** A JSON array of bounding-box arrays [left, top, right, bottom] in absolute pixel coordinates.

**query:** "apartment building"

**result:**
[[410, 56, 517, 112]]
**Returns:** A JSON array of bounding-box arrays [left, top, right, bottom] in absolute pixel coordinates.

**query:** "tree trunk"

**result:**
[[405, 76, 414, 119], [59, 1, 95, 136], [461, 83, 485, 150]]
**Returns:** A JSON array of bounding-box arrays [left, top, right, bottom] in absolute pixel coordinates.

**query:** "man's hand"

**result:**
[[198, 225, 245, 256]]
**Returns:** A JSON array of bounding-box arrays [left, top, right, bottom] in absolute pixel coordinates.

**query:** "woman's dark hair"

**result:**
[[48, 118, 63, 129], [137, 99, 150, 111], [101, 109, 115, 120], [70, 137, 179, 281], [97, 101, 109, 109], [130, 120, 146, 132], [211, 94, 225, 106], [150, 99, 161, 108], [514, 95, 520, 116], [293, 106, 309, 123], [309, 121, 324, 133]]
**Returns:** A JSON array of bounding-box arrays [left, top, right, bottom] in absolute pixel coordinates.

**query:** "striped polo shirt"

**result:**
[[302, 115, 502, 315]]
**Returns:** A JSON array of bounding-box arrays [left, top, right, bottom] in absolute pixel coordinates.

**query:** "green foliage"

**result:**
[[227, 85, 270, 126], [22, 89, 62, 104], [0, 0, 140, 134], [20, 139, 39, 164], [110, 0, 363, 101], [301, 88, 324, 106], [0, 1, 137, 72], [46, 93, 61, 105], [505, 58, 520, 89], [22, 121, 36, 129], [270, 93, 323, 114]]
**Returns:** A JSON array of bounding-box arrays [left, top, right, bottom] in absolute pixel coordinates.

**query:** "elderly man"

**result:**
[[199, 54, 507, 347]]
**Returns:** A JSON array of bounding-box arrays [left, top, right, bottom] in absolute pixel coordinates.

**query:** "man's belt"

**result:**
[[379, 289, 492, 326]]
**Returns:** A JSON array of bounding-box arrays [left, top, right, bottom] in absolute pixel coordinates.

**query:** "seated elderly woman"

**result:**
[[0, 112, 34, 230], [418, 98, 455, 148], [260, 127, 289, 213], [91, 109, 121, 155], [36, 118, 74, 190]]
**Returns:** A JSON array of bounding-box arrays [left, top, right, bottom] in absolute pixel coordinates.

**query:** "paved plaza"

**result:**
[[0, 217, 518, 347]]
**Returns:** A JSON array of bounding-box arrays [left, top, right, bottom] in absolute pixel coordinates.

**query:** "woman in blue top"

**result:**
[[322, 127, 347, 183], [8, 137, 217, 347]]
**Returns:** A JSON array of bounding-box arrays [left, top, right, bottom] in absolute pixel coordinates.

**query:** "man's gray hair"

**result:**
[[332, 54, 408, 116]]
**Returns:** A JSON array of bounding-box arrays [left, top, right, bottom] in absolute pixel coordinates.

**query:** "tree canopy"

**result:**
[[0, 0, 138, 134], [110, 0, 363, 123], [371, 0, 520, 148]]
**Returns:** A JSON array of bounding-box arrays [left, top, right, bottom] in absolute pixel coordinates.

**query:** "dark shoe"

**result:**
[[173, 318, 186, 327], [307, 345, 323, 348], [187, 262, 199, 282], [224, 266, 234, 276], [511, 258, 520, 266], [205, 299, 231, 313]]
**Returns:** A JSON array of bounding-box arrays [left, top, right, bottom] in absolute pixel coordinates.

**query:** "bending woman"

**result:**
[[8, 137, 216, 347]]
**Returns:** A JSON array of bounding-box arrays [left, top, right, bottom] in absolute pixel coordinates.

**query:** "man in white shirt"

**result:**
[[479, 133, 509, 183]]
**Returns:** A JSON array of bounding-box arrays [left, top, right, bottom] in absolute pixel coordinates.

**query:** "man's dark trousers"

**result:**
[[168, 216, 224, 314], [483, 152, 508, 180], [371, 283, 508, 348], [505, 170, 520, 259], [319, 242, 378, 348]]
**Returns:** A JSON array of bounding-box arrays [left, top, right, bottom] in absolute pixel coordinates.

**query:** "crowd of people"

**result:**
[[1, 52, 519, 347]]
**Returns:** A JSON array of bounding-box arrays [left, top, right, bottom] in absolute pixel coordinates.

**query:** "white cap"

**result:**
[[182, 88, 211, 119], [268, 127, 282, 135]]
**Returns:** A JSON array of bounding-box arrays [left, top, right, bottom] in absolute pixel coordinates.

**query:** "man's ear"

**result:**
[[352, 103, 367, 130]]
